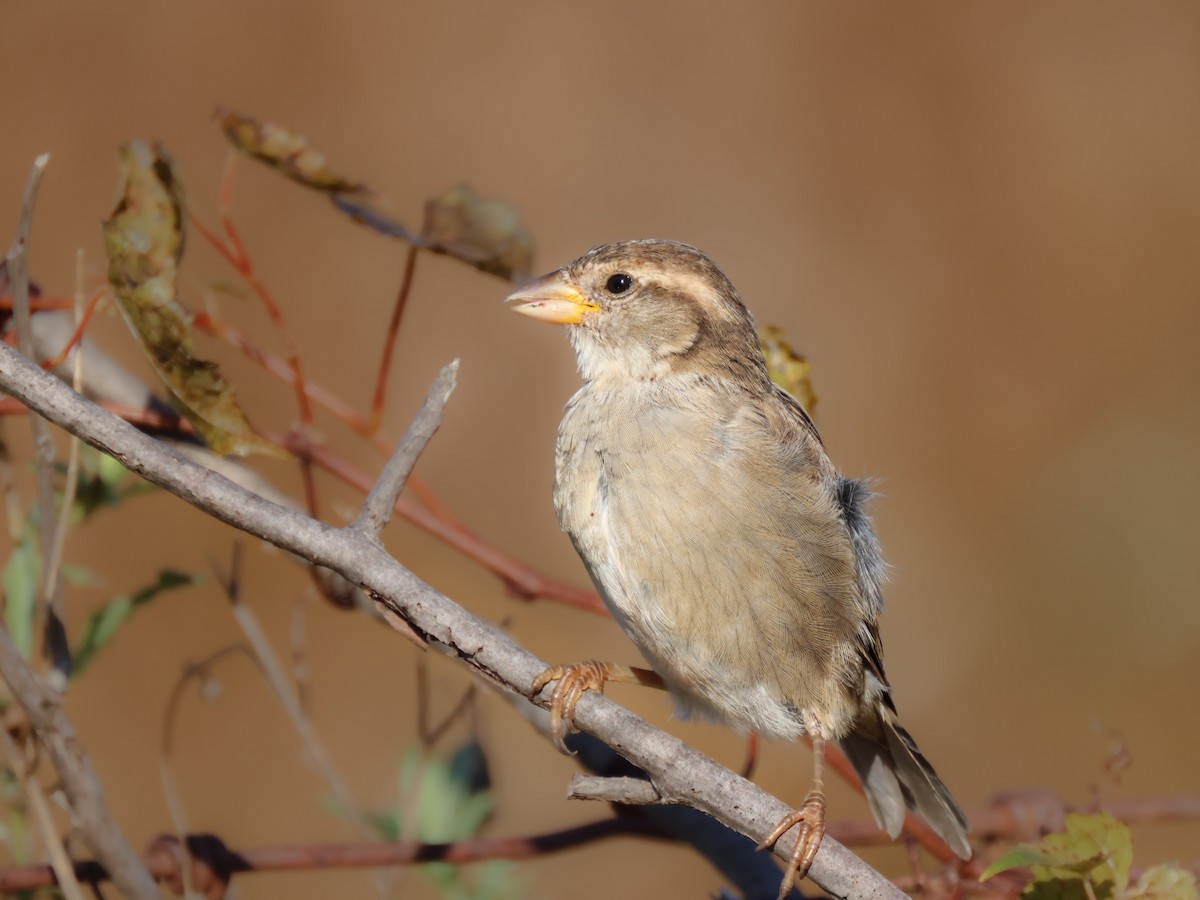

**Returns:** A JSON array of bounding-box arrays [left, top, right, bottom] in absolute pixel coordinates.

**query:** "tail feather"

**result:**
[[841, 707, 971, 859]]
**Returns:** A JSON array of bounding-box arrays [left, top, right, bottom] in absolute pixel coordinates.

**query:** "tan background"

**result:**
[[3, 2, 1199, 897]]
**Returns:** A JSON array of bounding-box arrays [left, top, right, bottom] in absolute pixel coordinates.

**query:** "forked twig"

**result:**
[[353, 359, 458, 540]]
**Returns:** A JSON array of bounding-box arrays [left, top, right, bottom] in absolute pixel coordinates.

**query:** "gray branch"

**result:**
[[0, 339, 905, 900], [4, 154, 70, 681], [568, 774, 662, 805], [352, 358, 458, 540], [0, 625, 159, 899], [2, 155, 157, 899]]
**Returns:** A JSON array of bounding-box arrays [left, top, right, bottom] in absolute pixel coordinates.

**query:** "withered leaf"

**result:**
[[759, 325, 818, 413], [103, 141, 281, 457], [422, 184, 534, 283], [217, 108, 367, 195], [213, 110, 533, 282]]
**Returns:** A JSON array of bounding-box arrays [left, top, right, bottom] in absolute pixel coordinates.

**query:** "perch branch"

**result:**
[[0, 340, 903, 900]]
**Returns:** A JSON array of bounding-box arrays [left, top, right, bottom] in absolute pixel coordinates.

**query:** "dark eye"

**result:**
[[605, 272, 633, 295]]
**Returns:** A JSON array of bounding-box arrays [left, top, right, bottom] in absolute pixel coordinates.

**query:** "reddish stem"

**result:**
[[38, 287, 109, 369], [370, 244, 419, 435], [188, 210, 314, 425]]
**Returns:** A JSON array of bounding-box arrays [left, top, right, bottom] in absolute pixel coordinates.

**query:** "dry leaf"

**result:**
[[422, 184, 534, 283], [759, 324, 818, 413], [103, 141, 281, 457], [217, 108, 367, 195]]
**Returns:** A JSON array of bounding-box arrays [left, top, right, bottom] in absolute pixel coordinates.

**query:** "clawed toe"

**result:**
[[758, 791, 827, 899], [530, 661, 615, 755]]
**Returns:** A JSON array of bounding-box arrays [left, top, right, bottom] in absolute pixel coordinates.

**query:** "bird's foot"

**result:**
[[757, 789, 827, 899], [530, 660, 661, 754]]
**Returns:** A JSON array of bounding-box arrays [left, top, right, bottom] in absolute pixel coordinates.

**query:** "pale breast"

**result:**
[[553, 379, 869, 739]]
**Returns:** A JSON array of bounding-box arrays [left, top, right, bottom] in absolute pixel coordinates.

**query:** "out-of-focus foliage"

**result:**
[[982, 812, 1198, 900], [3, 445, 191, 672], [217, 108, 366, 195], [2, 527, 38, 659], [69, 445, 156, 524], [422, 184, 533, 283], [759, 324, 818, 413], [103, 140, 279, 457], [71, 569, 197, 679], [363, 741, 518, 900]]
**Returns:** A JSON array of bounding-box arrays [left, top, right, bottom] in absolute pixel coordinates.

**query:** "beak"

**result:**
[[505, 270, 599, 324]]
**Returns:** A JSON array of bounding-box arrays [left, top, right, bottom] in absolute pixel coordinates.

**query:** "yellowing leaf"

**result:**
[[103, 141, 281, 457], [982, 813, 1134, 899], [1129, 865, 1198, 900], [759, 325, 818, 413], [217, 108, 367, 194], [422, 184, 534, 283]]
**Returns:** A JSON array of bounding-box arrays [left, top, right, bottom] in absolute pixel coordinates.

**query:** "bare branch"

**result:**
[[0, 723, 87, 900], [568, 774, 662, 805], [353, 359, 459, 540], [0, 339, 904, 900], [7, 154, 50, 360], [216, 545, 367, 831], [5, 154, 70, 679], [0, 821, 669, 894], [1, 155, 156, 897], [0, 625, 158, 899]]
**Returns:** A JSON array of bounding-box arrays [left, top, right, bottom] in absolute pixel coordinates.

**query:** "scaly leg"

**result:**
[[530, 660, 664, 754], [758, 733, 828, 899]]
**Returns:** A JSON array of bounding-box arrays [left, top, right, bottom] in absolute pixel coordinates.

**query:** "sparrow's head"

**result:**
[[506, 239, 768, 385]]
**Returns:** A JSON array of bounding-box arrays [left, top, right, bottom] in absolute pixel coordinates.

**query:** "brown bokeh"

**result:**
[[3, 2, 1198, 897]]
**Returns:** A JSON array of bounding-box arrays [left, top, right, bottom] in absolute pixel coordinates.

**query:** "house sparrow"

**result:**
[[506, 240, 970, 894]]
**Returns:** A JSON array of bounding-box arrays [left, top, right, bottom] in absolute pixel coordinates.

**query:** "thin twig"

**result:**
[[416, 656, 477, 747], [5, 153, 68, 679], [289, 590, 315, 715], [353, 360, 458, 540], [215, 544, 367, 830], [40, 251, 87, 648], [193, 311, 371, 434], [0, 341, 904, 900], [189, 168, 313, 425], [369, 244, 420, 434], [38, 286, 107, 370], [159, 643, 255, 897], [0, 624, 157, 898], [568, 774, 662, 805], [0, 819, 669, 893], [0, 724, 86, 900]]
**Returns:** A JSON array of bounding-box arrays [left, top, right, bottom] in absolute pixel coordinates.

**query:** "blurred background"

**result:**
[[2, 2, 1198, 897]]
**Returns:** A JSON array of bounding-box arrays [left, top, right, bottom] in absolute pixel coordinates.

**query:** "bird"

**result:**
[[505, 239, 971, 895]]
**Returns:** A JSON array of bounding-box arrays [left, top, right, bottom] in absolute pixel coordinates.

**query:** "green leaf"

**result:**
[[56, 564, 100, 588], [364, 742, 517, 900], [2, 529, 39, 659], [70, 570, 197, 679], [982, 813, 1134, 899], [96, 451, 130, 487], [1129, 865, 1199, 900], [983, 846, 1065, 881]]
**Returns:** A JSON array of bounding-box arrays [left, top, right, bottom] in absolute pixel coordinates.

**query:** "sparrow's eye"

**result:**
[[605, 273, 633, 295]]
